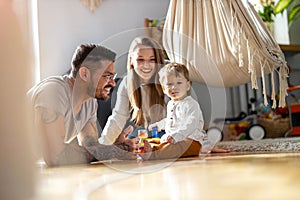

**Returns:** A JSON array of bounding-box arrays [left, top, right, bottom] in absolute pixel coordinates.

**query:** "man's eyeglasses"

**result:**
[[102, 73, 117, 81]]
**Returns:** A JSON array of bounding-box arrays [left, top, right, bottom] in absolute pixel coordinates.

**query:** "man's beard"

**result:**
[[97, 85, 112, 101], [88, 79, 111, 101], [98, 90, 110, 101]]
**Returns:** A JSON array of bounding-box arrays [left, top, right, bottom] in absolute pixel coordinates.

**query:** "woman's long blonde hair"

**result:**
[[127, 36, 166, 126]]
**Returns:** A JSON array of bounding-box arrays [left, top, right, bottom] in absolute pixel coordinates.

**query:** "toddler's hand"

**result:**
[[167, 136, 176, 144]]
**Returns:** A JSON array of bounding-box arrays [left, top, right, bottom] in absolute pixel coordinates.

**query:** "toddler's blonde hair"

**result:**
[[158, 62, 190, 85]]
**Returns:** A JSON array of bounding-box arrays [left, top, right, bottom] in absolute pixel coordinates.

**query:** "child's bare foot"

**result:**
[[211, 148, 230, 153]]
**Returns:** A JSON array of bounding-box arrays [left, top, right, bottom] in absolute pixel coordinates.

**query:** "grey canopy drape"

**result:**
[[162, 0, 288, 107]]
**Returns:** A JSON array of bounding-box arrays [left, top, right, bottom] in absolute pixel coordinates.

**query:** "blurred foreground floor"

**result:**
[[34, 152, 300, 200]]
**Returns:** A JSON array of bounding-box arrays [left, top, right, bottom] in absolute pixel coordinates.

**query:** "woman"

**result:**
[[99, 36, 167, 145], [99, 36, 229, 158]]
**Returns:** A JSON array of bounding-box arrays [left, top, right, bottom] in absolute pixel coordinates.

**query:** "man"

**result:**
[[28, 44, 140, 166]]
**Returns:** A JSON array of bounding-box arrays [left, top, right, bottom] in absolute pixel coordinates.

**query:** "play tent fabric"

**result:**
[[162, 0, 288, 107]]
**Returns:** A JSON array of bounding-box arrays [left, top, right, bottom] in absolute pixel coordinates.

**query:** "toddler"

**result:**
[[146, 62, 206, 159]]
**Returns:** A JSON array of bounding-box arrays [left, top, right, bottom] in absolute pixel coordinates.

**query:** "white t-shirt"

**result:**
[[28, 75, 98, 143]]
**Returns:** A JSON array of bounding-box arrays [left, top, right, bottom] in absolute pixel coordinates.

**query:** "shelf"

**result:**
[[279, 44, 300, 52]]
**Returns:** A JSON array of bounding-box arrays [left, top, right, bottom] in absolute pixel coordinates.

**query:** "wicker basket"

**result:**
[[257, 117, 291, 138]]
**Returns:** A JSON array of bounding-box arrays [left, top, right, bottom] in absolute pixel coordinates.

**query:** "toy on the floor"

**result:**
[[207, 98, 266, 141], [286, 85, 300, 136], [137, 129, 148, 154], [136, 129, 148, 162]]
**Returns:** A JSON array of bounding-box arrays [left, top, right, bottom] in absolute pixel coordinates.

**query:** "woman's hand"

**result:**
[[148, 123, 156, 131]]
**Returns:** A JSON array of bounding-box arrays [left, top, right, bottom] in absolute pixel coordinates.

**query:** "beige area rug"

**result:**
[[214, 137, 300, 153]]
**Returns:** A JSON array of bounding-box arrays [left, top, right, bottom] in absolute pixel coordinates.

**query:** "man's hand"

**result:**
[[115, 125, 140, 152], [116, 125, 133, 143]]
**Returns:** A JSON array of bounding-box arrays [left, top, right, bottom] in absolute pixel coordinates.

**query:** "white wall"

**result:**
[[36, 0, 227, 126], [37, 0, 170, 79], [36, 0, 300, 127]]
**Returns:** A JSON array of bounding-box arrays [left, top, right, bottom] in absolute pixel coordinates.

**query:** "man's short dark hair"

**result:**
[[70, 44, 116, 78]]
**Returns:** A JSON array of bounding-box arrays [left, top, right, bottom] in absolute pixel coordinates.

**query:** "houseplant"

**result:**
[[257, 0, 276, 23], [274, 0, 300, 27], [255, 0, 300, 27]]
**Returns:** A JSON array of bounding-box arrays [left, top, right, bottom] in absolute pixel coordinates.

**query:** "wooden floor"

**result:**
[[33, 152, 300, 200]]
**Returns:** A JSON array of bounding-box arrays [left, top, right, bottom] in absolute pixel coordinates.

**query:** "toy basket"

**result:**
[[257, 117, 290, 138]]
